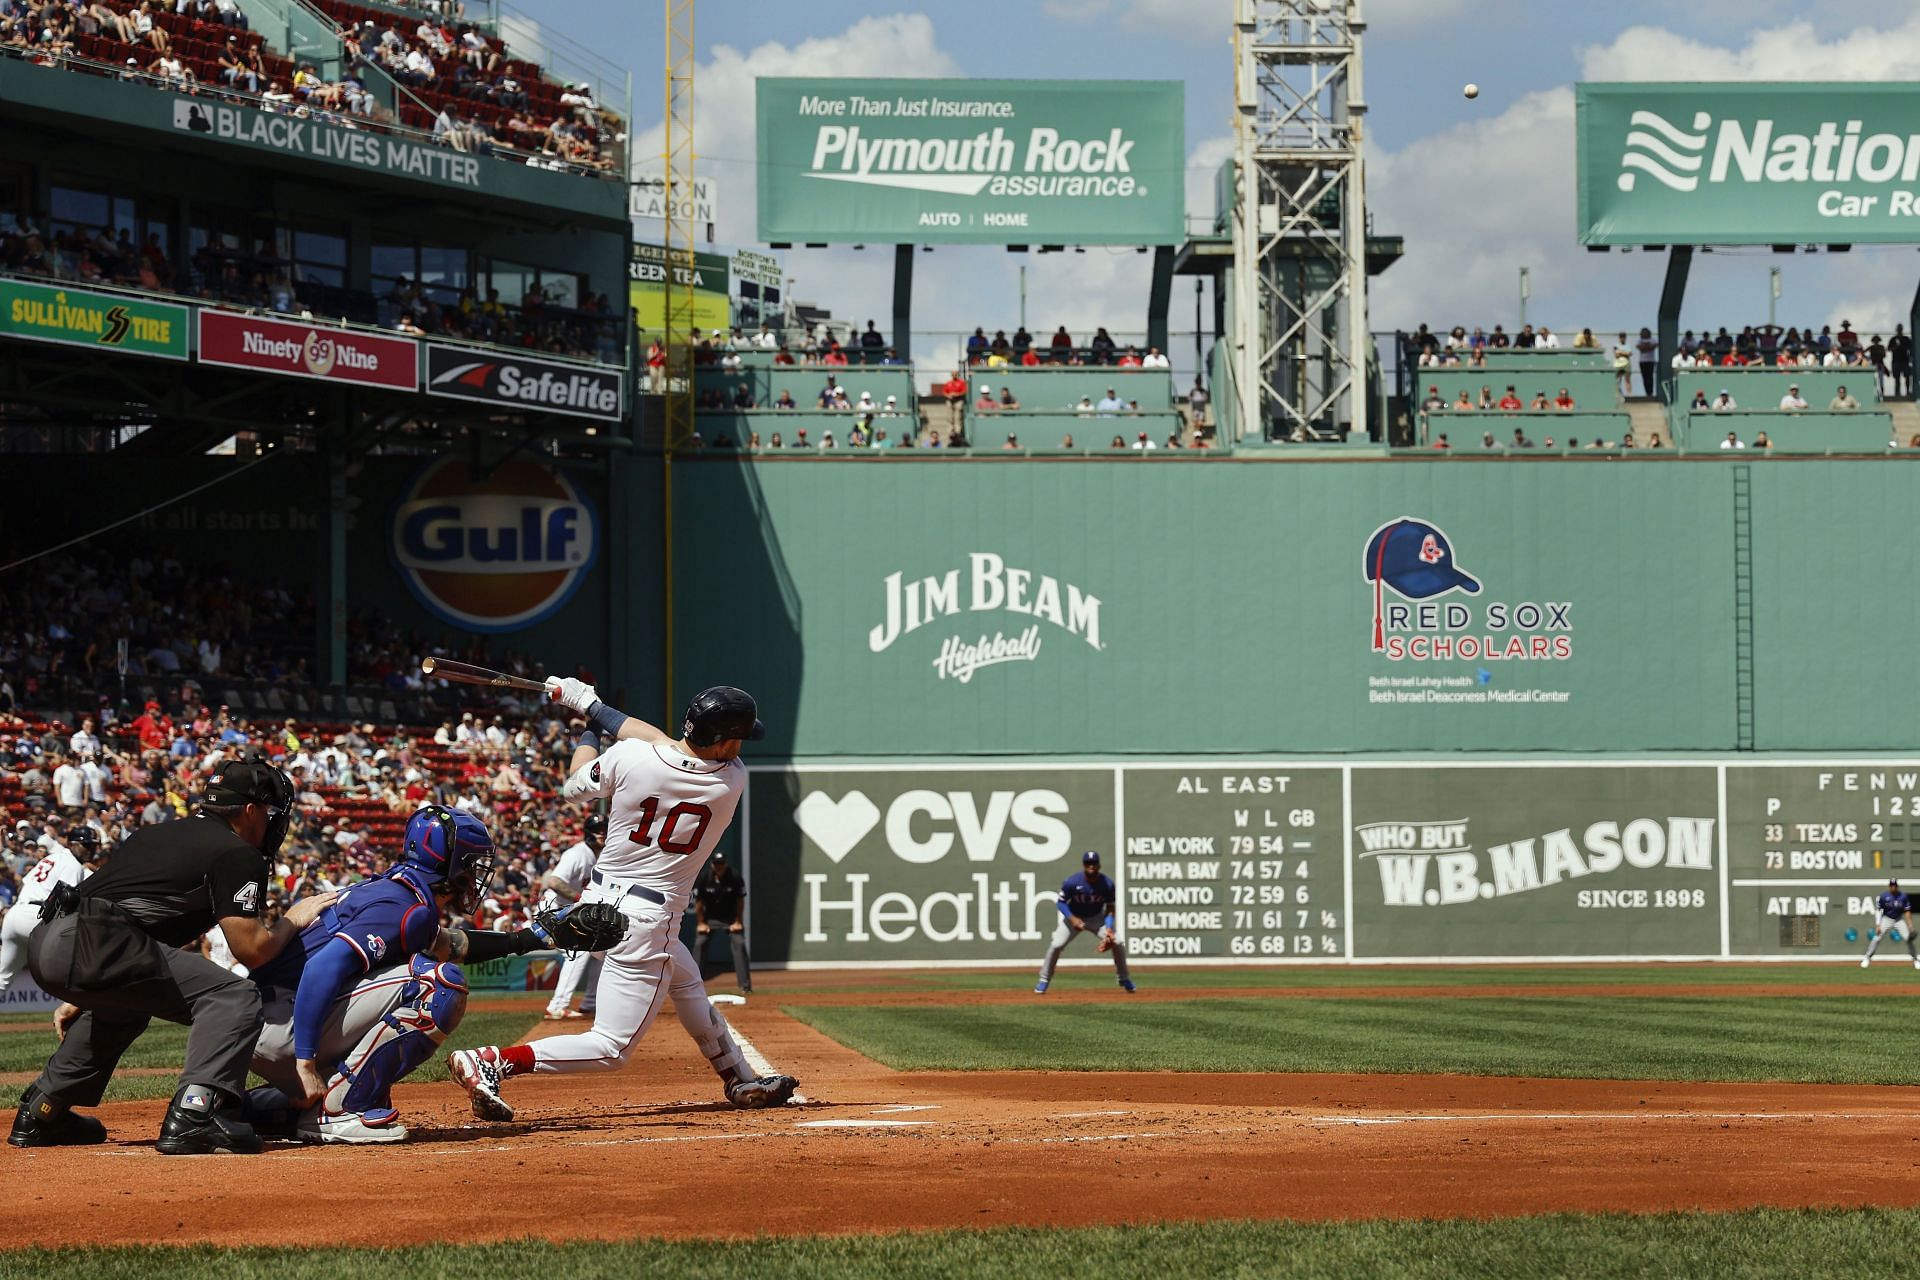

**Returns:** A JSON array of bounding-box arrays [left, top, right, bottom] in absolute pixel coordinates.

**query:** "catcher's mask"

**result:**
[[398, 804, 496, 914]]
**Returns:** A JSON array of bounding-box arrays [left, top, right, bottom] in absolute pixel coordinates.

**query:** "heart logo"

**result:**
[[793, 790, 880, 864]]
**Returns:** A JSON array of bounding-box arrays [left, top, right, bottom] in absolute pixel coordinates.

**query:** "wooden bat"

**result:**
[[420, 656, 549, 694]]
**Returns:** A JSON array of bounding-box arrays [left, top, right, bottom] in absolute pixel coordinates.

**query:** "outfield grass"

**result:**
[[786, 994, 1920, 1083], [0, 1009, 541, 1107], [1, 1208, 1911, 1278], [767, 962, 1919, 995]]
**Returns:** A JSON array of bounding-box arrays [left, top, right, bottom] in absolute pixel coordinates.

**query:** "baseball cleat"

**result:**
[[301, 1108, 408, 1145], [1118, 978, 1137, 992], [1863, 957, 1873, 968], [156, 1090, 261, 1156], [726, 1074, 800, 1109], [1033, 979, 1049, 994], [448, 1048, 516, 1122]]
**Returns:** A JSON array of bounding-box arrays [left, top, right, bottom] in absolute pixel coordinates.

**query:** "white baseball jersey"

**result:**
[[537, 841, 598, 913], [17, 844, 88, 909], [562, 739, 744, 913]]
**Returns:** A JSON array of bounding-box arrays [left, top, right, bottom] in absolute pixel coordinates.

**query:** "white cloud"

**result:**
[[1366, 15, 1920, 335]]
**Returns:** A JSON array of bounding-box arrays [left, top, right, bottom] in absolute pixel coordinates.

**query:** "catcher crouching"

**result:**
[[243, 805, 627, 1143]]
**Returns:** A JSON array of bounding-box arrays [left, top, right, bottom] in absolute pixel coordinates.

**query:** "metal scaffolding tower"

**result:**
[[1232, 0, 1370, 442]]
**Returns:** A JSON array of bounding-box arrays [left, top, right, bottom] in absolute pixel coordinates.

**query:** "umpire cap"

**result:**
[[683, 686, 766, 748], [201, 754, 294, 810]]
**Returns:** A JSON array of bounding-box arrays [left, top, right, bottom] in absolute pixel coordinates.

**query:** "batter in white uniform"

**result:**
[[541, 814, 607, 1020], [449, 683, 799, 1120], [0, 828, 104, 994]]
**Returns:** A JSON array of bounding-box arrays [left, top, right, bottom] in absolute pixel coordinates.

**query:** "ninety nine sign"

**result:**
[[423, 345, 624, 421], [1578, 82, 1920, 245], [0, 279, 188, 360], [756, 78, 1185, 245], [197, 312, 418, 389]]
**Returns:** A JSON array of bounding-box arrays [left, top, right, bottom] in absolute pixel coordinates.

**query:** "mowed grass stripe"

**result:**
[[784, 996, 1920, 1082], [5, 1208, 1920, 1278], [0, 1010, 541, 1108]]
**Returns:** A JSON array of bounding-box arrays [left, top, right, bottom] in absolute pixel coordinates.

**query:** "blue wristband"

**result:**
[[1103, 914, 1114, 930], [585, 699, 629, 740], [577, 728, 600, 752]]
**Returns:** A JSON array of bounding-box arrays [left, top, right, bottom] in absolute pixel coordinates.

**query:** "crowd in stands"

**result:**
[[1426, 428, 1663, 452], [963, 325, 1173, 370], [0, 546, 553, 724], [0, 698, 588, 937], [0, 0, 618, 176], [1422, 385, 1588, 414], [1404, 321, 1917, 400]]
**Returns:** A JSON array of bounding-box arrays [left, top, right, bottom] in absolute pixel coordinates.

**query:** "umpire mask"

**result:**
[[202, 753, 297, 858]]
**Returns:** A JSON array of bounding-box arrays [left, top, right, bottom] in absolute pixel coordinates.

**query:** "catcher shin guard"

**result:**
[[324, 956, 468, 1119]]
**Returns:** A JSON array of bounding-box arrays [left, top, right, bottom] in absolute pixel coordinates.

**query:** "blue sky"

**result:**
[[516, 2, 1920, 368]]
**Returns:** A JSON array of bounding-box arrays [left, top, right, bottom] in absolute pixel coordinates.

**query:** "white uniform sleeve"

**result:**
[[562, 750, 616, 802], [555, 845, 593, 890]]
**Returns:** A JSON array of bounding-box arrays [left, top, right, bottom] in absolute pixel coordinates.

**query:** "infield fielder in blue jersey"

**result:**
[[1035, 850, 1134, 994], [1861, 877, 1919, 969]]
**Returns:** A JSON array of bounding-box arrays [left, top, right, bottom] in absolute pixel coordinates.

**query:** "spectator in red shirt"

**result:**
[[1019, 348, 1040, 367], [1496, 387, 1523, 411], [941, 370, 969, 426], [1116, 348, 1143, 369], [1553, 388, 1575, 411], [131, 700, 173, 752], [1050, 326, 1073, 357]]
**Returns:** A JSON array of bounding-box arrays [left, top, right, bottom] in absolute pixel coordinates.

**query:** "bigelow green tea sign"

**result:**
[[1578, 83, 1920, 245], [755, 79, 1185, 244]]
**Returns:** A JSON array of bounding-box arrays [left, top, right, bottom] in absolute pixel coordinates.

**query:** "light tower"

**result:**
[[1231, 0, 1371, 442]]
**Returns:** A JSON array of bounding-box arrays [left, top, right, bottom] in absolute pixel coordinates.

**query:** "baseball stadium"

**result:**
[[4, 0, 1920, 1276]]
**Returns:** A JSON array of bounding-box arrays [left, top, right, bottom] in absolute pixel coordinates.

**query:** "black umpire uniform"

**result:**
[[694, 853, 751, 994], [9, 755, 295, 1155]]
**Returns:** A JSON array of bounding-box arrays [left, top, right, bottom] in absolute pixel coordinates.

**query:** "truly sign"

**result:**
[[1578, 83, 1920, 244]]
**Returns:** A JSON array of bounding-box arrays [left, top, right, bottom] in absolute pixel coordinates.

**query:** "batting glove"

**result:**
[[545, 676, 599, 713]]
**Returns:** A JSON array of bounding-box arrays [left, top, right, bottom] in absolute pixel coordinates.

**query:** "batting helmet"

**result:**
[[683, 686, 766, 748], [398, 805, 497, 913], [583, 813, 608, 841]]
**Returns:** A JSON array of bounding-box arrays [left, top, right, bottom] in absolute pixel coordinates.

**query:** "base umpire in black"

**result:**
[[694, 851, 751, 995], [8, 752, 335, 1155]]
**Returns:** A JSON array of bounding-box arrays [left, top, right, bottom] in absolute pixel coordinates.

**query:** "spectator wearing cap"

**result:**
[[1130, 430, 1157, 450], [974, 383, 999, 415], [1096, 389, 1126, 417], [1553, 388, 1576, 412], [1711, 390, 1737, 411], [1496, 387, 1522, 411], [1779, 385, 1808, 411]]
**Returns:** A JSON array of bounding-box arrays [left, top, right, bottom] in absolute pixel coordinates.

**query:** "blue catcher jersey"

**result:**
[[1057, 871, 1116, 922], [1878, 890, 1911, 918], [250, 867, 442, 989]]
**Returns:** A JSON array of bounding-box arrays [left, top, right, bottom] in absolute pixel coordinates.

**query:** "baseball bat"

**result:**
[[420, 656, 550, 694]]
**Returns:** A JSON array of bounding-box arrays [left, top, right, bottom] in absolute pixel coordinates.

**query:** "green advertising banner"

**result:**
[[673, 461, 1737, 757], [0, 279, 187, 360], [1577, 82, 1920, 245], [629, 243, 732, 338], [1348, 765, 1722, 959], [748, 765, 1118, 965], [755, 78, 1185, 245], [747, 759, 1920, 966]]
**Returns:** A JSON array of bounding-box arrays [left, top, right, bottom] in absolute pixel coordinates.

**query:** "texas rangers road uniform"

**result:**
[[1862, 884, 1919, 968], [542, 838, 601, 1018], [1037, 860, 1133, 991], [527, 740, 757, 1082], [0, 844, 89, 994]]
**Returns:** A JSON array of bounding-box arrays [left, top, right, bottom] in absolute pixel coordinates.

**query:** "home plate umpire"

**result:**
[[8, 750, 336, 1155]]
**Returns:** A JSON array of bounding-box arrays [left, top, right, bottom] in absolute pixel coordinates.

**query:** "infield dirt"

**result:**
[[5, 975, 1920, 1248]]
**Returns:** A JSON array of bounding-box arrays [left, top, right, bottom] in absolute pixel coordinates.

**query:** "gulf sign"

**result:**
[[390, 457, 598, 633]]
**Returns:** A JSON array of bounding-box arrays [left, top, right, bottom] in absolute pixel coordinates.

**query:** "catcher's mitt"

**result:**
[[529, 901, 627, 953], [1096, 929, 1115, 953]]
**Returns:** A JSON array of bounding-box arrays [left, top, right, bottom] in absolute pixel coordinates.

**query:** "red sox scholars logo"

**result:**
[[1362, 517, 1573, 662], [391, 457, 599, 633]]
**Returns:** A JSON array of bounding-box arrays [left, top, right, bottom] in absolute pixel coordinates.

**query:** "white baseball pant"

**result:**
[[527, 886, 753, 1085], [545, 949, 603, 1017], [1037, 916, 1131, 985], [0, 903, 43, 994]]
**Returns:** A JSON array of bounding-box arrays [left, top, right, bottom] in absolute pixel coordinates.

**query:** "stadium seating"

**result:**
[[1421, 411, 1635, 449], [695, 367, 919, 410], [971, 410, 1186, 447], [956, 367, 1176, 412], [1673, 409, 1895, 454], [1415, 370, 1621, 413], [1669, 369, 1880, 410]]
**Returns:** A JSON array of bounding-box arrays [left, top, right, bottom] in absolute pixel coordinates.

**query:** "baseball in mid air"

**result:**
[[1463, 83, 1480, 99]]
